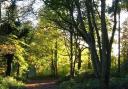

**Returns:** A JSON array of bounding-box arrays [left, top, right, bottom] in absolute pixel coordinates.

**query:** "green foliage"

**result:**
[[27, 17, 71, 77], [110, 76, 128, 89], [121, 19, 128, 61], [58, 79, 82, 89], [0, 29, 30, 78], [13, 44, 28, 77], [58, 79, 99, 89], [58, 72, 128, 89], [0, 76, 25, 89], [121, 0, 128, 10]]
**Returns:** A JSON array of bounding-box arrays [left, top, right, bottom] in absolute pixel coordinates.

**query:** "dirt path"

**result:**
[[25, 79, 58, 89]]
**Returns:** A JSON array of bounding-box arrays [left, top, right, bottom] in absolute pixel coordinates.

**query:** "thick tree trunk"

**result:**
[[5, 54, 14, 76], [101, 0, 110, 89]]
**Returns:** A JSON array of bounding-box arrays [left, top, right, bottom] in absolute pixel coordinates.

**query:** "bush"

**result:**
[[110, 77, 128, 89], [58, 76, 128, 89], [58, 79, 83, 89], [0, 76, 25, 89]]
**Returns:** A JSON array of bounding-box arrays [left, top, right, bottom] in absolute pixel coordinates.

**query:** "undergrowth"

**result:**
[[0, 76, 25, 89], [58, 72, 128, 89]]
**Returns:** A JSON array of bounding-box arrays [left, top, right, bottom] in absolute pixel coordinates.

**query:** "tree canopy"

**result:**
[[0, 0, 128, 89]]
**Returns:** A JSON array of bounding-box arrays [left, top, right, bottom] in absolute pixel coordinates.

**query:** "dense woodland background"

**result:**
[[0, 0, 128, 89]]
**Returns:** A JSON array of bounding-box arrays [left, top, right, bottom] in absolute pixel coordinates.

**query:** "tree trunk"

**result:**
[[17, 63, 20, 77], [78, 48, 82, 70], [51, 49, 55, 77], [0, 3, 1, 21], [117, 9, 121, 74], [51, 40, 58, 78], [101, 0, 110, 89], [5, 54, 14, 76], [87, 52, 92, 69], [54, 39, 58, 78], [70, 30, 74, 78]]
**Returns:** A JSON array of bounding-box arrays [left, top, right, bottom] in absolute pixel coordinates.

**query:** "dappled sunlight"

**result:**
[[0, 0, 128, 89]]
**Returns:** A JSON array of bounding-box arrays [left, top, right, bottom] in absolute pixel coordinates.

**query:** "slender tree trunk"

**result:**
[[78, 48, 82, 70], [51, 49, 55, 77], [51, 40, 58, 78], [0, 3, 1, 22], [118, 10, 121, 74], [70, 30, 74, 78], [85, 0, 101, 79], [73, 38, 77, 74], [54, 39, 58, 78], [87, 52, 92, 69], [17, 63, 20, 77]]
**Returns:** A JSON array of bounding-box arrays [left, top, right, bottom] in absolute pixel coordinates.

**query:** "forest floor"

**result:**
[[25, 79, 58, 89]]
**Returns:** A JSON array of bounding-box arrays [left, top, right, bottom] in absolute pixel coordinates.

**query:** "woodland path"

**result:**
[[25, 79, 58, 89]]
